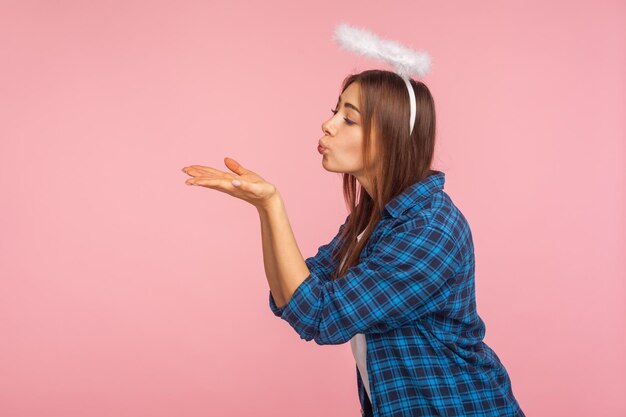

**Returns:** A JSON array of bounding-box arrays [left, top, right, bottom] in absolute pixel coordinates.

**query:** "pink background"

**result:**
[[1, 1, 624, 416]]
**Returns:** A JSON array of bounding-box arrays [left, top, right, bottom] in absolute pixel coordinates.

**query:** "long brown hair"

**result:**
[[330, 69, 437, 280]]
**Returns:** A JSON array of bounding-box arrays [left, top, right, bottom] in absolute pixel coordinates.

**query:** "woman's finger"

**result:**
[[186, 177, 234, 190], [224, 157, 249, 176], [183, 165, 234, 179]]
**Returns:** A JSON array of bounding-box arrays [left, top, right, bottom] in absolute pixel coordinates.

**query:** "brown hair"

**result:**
[[330, 69, 437, 280]]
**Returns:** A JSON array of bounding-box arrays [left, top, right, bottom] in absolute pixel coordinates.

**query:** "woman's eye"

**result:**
[[330, 108, 356, 126]]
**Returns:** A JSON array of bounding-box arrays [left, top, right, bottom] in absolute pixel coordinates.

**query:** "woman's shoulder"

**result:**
[[379, 191, 473, 255]]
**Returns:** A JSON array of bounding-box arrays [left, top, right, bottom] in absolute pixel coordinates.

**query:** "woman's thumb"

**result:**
[[225, 157, 246, 175]]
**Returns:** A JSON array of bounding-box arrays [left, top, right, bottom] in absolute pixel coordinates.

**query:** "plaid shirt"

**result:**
[[269, 171, 525, 417]]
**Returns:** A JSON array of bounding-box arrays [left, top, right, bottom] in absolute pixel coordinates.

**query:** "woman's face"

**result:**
[[319, 82, 377, 180]]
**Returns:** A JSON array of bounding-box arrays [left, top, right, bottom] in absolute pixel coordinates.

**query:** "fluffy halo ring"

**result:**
[[332, 22, 432, 135]]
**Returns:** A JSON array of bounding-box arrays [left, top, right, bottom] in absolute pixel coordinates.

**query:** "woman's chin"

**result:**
[[322, 166, 343, 175], [321, 156, 347, 174]]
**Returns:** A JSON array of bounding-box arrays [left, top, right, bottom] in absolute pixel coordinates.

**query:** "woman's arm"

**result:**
[[274, 225, 463, 345], [257, 192, 310, 309], [181, 157, 310, 309]]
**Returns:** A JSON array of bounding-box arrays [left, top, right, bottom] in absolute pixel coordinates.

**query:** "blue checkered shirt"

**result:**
[[269, 171, 525, 417]]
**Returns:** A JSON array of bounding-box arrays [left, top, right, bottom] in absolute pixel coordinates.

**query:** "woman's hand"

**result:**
[[182, 157, 279, 210]]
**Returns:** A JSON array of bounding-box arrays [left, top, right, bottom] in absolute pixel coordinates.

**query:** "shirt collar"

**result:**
[[383, 170, 446, 219]]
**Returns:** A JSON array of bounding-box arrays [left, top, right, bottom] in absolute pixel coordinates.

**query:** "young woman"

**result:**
[[182, 69, 525, 417]]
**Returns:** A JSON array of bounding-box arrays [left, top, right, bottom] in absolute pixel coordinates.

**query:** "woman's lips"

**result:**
[[318, 145, 327, 154]]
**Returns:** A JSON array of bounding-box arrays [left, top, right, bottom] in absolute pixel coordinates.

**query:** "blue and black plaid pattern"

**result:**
[[269, 171, 525, 417]]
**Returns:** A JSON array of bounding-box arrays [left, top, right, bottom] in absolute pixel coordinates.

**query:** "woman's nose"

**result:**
[[321, 119, 334, 136]]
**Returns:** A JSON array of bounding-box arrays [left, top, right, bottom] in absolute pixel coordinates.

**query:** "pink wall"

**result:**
[[1, 1, 624, 416]]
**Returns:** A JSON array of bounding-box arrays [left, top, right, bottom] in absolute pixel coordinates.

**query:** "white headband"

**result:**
[[333, 22, 432, 136]]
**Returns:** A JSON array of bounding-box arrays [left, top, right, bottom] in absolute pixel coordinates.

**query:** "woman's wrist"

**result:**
[[256, 191, 283, 214]]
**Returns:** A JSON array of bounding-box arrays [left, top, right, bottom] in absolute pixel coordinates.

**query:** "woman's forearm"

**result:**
[[256, 193, 310, 309], [258, 201, 286, 306]]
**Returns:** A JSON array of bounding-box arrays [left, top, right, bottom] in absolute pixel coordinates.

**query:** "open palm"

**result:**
[[182, 157, 278, 209]]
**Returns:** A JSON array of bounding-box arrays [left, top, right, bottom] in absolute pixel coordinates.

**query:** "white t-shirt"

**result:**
[[344, 229, 371, 401]]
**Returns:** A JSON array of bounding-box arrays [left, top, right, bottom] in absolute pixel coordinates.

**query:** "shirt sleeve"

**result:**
[[269, 214, 351, 317], [271, 224, 462, 345]]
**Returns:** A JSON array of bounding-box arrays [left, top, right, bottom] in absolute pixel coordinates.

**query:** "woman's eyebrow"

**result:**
[[336, 96, 361, 114]]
